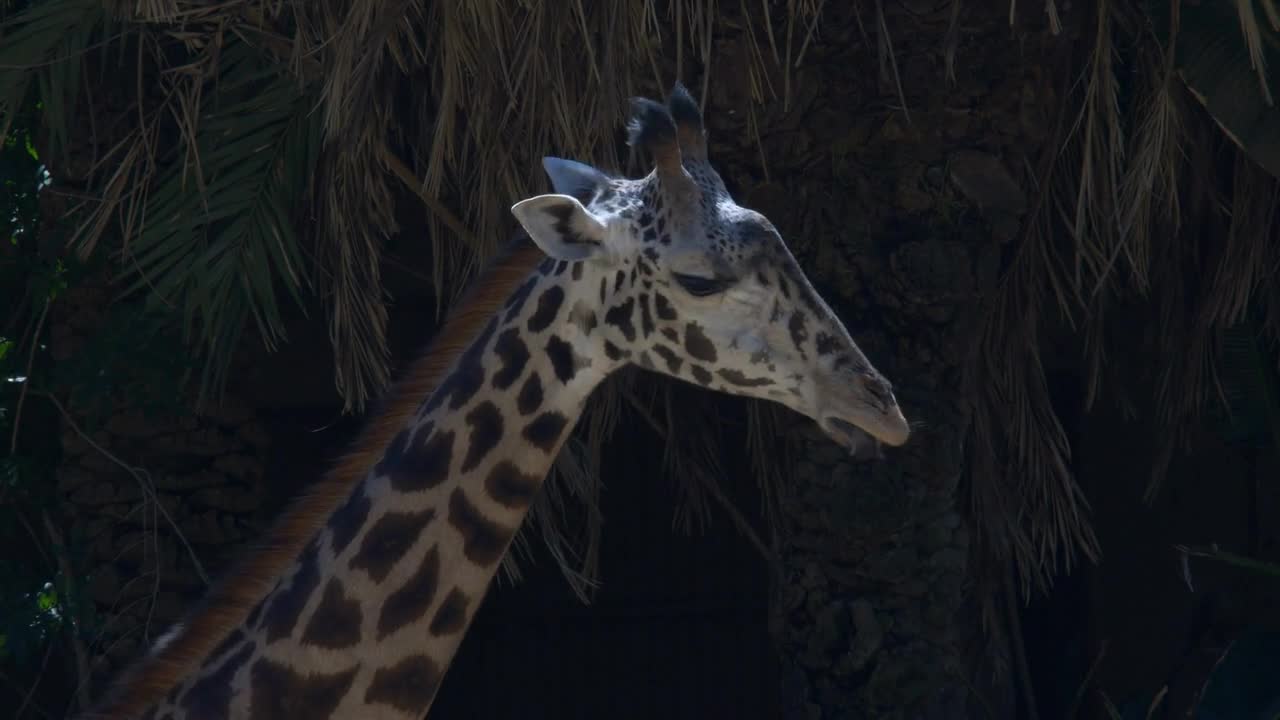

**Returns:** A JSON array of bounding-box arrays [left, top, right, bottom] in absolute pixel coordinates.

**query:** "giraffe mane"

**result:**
[[88, 238, 546, 720]]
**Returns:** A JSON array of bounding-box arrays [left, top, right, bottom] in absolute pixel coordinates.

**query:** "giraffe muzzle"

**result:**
[[819, 389, 911, 450]]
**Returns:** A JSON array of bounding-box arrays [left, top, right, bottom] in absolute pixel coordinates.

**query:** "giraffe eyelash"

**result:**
[[672, 272, 735, 297]]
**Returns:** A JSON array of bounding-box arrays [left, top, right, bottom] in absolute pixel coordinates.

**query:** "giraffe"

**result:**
[[85, 83, 910, 720]]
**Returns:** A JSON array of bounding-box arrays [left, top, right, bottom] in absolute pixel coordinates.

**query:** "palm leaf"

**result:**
[[116, 38, 318, 404], [1147, 0, 1280, 178], [1211, 320, 1280, 447], [0, 0, 105, 148]]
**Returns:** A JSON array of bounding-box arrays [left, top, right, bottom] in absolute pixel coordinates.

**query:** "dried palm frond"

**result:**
[[1149, 153, 1280, 495], [1236, 0, 1275, 106], [1151, 0, 1280, 179], [280, 0, 666, 409], [1117, 10, 1186, 297], [967, 3, 1111, 605], [1069, 0, 1123, 301], [4, 0, 819, 415], [969, 209, 1099, 601], [2, 0, 806, 611], [1133, 1, 1280, 496], [971, 0, 1280, 619]]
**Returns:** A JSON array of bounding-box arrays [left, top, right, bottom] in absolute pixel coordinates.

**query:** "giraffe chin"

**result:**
[[823, 418, 885, 461]]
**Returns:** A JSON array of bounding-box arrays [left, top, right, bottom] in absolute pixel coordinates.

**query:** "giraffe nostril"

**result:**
[[863, 375, 894, 411]]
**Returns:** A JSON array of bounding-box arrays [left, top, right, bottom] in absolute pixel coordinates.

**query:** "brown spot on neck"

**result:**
[[300, 579, 363, 650], [261, 540, 321, 643], [384, 425, 455, 493], [460, 401, 504, 473], [248, 657, 358, 720], [377, 544, 442, 640], [484, 461, 542, 508], [428, 588, 471, 636], [364, 655, 443, 714], [491, 328, 531, 389], [516, 372, 544, 415], [522, 411, 570, 454], [349, 509, 437, 584], [447, 488, 514, 566]]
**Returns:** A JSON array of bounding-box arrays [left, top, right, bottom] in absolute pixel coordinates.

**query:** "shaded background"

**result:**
[[3, 1, 1280, 718]]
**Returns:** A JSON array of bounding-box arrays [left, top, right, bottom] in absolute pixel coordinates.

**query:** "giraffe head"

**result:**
[[511, 83, 910, 454]]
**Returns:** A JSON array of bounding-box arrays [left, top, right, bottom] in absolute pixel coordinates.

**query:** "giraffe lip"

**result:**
[[824, 417, 885, 461]]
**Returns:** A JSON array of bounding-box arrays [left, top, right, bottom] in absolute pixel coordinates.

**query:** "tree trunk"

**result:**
[[745, 3, 1078, 717]]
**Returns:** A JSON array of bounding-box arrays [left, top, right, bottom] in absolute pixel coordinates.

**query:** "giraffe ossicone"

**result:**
[[88, 82, 909, 720]]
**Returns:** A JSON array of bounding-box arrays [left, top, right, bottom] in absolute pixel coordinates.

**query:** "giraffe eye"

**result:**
[[672, 272, 734, 297]]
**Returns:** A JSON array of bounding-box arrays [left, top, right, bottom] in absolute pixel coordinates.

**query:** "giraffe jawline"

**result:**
[[825, 417, 885, 461]]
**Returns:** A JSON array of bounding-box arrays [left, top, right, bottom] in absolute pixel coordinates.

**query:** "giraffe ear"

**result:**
[[543, 157, 610, 201], [511, 194, 608, 262]]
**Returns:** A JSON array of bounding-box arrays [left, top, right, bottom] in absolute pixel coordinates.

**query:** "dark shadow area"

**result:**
[[432, 389, 779, 719]]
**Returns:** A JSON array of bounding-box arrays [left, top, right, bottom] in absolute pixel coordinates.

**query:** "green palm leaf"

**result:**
[[0, 0, 105, 149], [117, 38, 318, 403]]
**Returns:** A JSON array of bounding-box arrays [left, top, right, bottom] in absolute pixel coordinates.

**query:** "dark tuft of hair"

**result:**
[[666, 81, 703, 131], [626, 97, 678, 151]]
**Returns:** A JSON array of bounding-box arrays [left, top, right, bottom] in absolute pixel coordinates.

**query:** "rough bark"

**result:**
[[727, 3, 1075, 717]]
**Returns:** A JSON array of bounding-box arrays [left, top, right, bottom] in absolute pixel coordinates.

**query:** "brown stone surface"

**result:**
[[47, 277, 272, 686]]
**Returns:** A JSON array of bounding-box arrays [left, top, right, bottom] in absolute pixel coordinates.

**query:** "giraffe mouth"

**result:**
[[824, 417, 885, 461]]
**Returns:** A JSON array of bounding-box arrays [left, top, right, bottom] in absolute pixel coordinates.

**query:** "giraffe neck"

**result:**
[[145, 251, 618, 720]]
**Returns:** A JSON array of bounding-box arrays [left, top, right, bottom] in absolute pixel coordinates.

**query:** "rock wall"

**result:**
[[699, 2, 1078, 717], [49, 278, 270, 689]]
